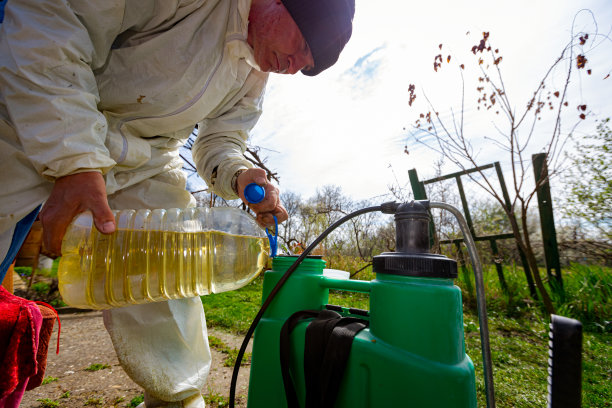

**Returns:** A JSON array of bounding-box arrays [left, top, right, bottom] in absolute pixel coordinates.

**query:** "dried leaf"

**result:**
[[439, 44, 443, 50], [576, 54, 587, 69], [408, 84, 417, 106], [447, 55, 451, 63], [460, 64, 465, 70], [554, 91, 560, 97], [579, 113, 586, 120]]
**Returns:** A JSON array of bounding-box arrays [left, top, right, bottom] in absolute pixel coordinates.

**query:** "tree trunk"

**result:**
[[507, 212, 556, 314]]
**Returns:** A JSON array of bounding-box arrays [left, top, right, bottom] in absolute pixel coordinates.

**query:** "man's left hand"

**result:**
[[236, 168, 288, 228]]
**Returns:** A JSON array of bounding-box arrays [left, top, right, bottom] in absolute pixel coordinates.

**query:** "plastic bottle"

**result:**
[[58, 207, 269, 310]]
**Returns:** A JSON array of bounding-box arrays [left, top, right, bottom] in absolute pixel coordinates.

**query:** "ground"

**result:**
[[19, 310, 252, 408]]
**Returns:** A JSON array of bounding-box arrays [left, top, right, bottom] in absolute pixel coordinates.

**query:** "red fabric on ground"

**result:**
[[26, 303, 57, 390], [0, 286, 42, 401]]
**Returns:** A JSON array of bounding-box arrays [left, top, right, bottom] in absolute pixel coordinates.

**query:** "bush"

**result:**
[[31, 281, 50, 295]]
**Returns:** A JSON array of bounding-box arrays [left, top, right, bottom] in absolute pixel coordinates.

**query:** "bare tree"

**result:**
[[279, 190, 303, 253], [404, 12, 610, 314]]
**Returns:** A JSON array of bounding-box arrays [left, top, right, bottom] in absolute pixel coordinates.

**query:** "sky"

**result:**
[[245, 0, 612, 203], [186, 0, 612, 204]]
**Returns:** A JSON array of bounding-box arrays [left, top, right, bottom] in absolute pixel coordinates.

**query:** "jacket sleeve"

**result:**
[[0, 0, 126, 180], [193, 69, 269, 200]]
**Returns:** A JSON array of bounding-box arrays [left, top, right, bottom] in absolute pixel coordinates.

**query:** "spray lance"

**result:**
[[230, 194, 496, 408]]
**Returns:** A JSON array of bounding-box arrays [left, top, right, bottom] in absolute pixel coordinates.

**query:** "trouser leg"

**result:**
[[102, 297, 211, 407], [0, 205, 41, 279]]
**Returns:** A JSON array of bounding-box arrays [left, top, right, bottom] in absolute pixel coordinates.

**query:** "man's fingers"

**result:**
[[256, 213, 275, 229], [273, 206, 289, 224], [39, 208, 72, 257], [91, 203, 116, 235], [38, 171, 113, 255]]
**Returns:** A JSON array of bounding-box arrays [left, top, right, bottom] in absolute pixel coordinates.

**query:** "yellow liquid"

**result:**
[[59, 228, 268, 309]]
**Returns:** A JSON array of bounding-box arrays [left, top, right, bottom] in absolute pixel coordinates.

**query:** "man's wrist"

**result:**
[[231, 169, 247, 195]]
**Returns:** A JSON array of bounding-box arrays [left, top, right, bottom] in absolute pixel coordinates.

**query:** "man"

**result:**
[[0, 0, 355, 406]]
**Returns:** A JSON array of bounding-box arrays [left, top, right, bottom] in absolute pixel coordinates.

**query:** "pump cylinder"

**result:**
[[395, 201, 431, 253]]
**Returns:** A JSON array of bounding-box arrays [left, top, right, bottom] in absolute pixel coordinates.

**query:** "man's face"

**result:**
[[248, 0, 315, 75]]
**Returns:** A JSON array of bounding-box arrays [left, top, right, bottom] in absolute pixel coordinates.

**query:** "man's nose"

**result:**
[[287, 52, 314, 75]]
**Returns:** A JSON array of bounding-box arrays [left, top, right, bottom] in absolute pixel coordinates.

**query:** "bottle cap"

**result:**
[[244, 183, 265, 204]]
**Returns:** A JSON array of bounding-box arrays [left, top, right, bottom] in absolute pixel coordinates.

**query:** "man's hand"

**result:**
[[236, 168, 288, 228], [39, 171, 116, 257]]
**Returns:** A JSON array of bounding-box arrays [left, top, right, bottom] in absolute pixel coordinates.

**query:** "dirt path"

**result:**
[[20, 310, 251, 407]]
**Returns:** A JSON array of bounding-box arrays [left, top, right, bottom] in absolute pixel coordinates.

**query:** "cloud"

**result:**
[[343, 45, 386, 84]]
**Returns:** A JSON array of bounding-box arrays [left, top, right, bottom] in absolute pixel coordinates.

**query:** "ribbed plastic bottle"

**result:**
[[58, 207, 269, 310]]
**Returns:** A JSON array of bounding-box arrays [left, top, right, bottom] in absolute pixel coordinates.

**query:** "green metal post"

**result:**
[[409, 168, 428, 200], [489, 239, 508, 293], [454, 241, 474, 297], [532, 153, 563, 294], [456, 176, 476, 237], [408, 169, 436, 248]]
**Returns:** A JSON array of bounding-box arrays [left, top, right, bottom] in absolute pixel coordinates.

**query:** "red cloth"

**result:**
[[26, 303, 57, 390], [0, 286, 42, 403]]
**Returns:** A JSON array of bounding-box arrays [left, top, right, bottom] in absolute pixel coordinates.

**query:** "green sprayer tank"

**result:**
[[247, 201, 477, 407]]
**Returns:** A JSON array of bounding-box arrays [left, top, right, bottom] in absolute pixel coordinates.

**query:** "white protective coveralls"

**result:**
[[0, 0, 268, 405]]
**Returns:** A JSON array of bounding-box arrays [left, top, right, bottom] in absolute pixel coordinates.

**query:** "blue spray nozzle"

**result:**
[[243, 183, 277, 257], [244, 183, 265, 204], [266, 216, 278, 258]]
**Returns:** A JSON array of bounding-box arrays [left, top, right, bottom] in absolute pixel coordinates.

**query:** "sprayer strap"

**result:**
[[280, 309, 369, 408]]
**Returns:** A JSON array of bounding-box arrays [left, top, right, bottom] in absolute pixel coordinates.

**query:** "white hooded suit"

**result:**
[[0, 0, 267, 405]]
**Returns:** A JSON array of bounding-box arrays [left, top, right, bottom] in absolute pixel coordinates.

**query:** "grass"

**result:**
[[208, 335, 252, 367], [455, 262, 612, 332], [31, 281, 51, 295], [128, 394, 144, 407], [204, 388, 230, 407], [201, 262, 611, 407], [201, 277, 265, 334], [36, 399, 59, 408], [84, 363, 111, 371], [41, 376, 58, 385], [84, 396, 105, 406]]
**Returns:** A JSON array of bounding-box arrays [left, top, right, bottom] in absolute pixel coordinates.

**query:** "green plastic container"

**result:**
[[247, 255, 476, 407]]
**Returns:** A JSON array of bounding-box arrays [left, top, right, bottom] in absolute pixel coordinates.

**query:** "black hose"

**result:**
[[229, 205, 384, 407]]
